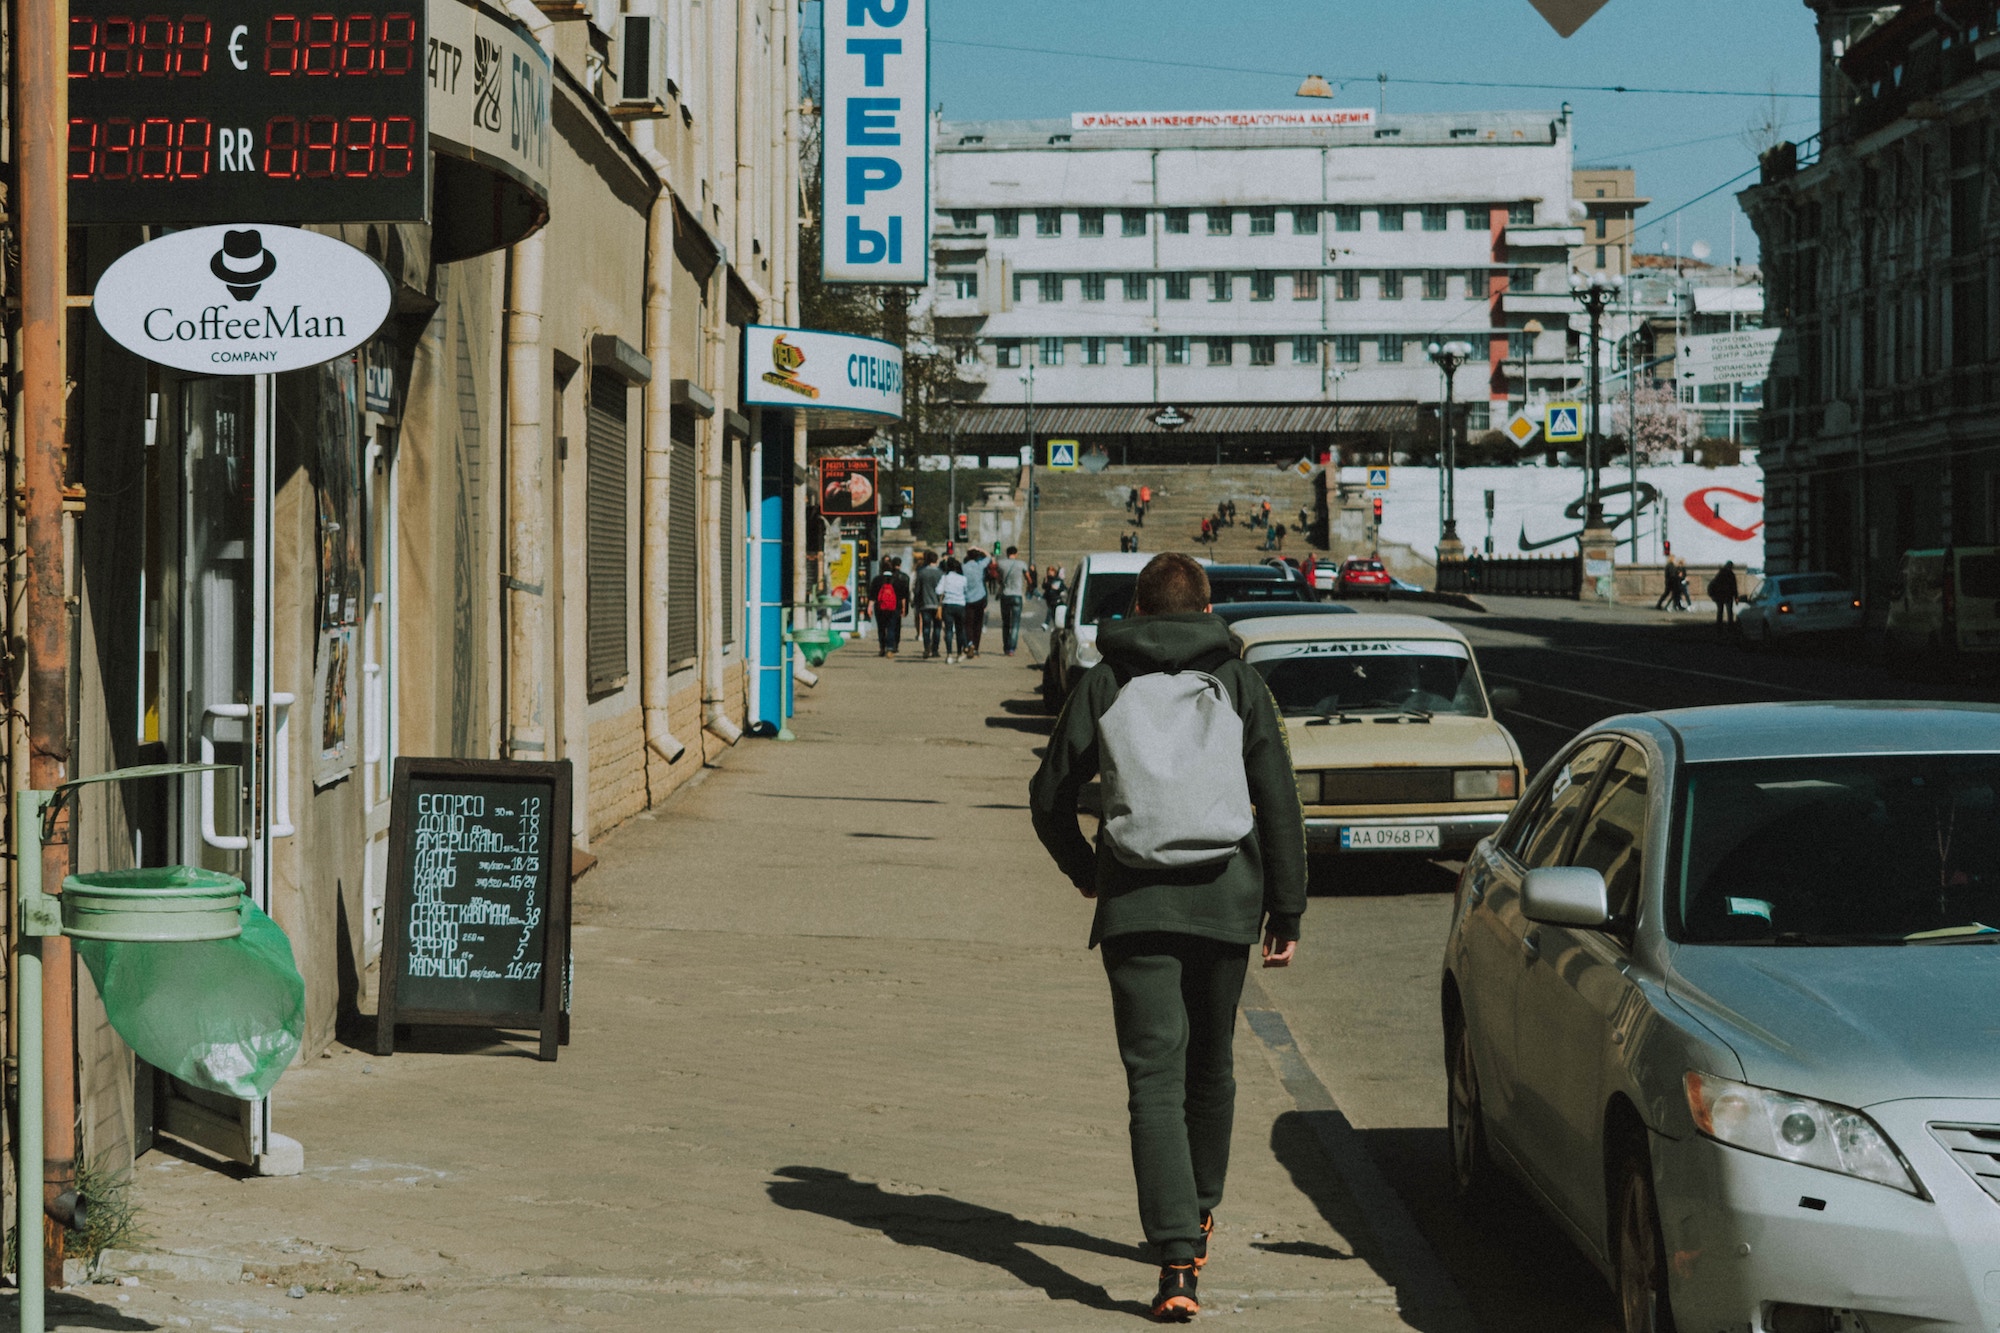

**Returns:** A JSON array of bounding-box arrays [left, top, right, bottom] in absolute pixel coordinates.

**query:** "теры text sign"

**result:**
[[821, 0, 928, 284]]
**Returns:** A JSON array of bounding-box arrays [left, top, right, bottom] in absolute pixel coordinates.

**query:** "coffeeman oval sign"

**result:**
[[93, 225, 392, 376]]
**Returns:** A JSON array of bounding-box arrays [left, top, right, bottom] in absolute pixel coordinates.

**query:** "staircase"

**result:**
[[1020, 464, 1320, 580]]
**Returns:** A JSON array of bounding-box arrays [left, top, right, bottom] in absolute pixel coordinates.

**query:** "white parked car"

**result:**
[[1041, 551, 1155, 710], [1737, 571, 1862, 645]]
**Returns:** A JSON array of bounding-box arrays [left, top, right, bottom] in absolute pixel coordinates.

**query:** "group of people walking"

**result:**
[[1651, 542, 1742, 632], [867, 546, 1036, 663]]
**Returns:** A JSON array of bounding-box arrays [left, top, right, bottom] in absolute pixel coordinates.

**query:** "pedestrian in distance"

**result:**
[[1128, 486, 1140, 515], [962, 546, 993, 659], [1137, 484, 1152, 527], [891, 556, 912, 624], [1655, 543, 1687, 612], [868, 562, 902, 657], [913, 550, 945, 659], [996, 545, 1032, 656], [1030, 552, 1305, 1324], [1200, 516, 1213, 546], [1043, 566, 1068, 619], [938, 557, 969, 664], [1709, 560, 1740, 632]]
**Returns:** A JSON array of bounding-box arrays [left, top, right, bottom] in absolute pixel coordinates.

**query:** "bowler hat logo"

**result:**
[[210, 229, 278, 302]]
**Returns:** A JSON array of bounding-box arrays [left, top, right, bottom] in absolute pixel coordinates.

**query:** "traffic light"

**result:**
[[957, 512, 969, 540], [1371, 497, 1383, 521]]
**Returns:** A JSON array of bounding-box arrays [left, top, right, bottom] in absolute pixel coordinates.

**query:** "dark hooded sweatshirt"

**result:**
[[1030, 612, 1307, 948]]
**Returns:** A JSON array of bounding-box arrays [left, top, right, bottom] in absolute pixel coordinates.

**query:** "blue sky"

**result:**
[[900, 0, 1821, 265]]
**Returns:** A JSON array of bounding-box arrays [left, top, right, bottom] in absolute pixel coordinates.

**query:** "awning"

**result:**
[[945, 402, 1418, 436]]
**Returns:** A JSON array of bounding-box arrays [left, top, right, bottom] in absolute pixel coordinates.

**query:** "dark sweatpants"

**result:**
[[963, 598, 988, 652], [1101, 931, 1250, 1262]]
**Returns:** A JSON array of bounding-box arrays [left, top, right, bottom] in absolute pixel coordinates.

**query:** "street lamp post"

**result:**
[[1569, 269, 1623, 598], [1426, 339, 1475, 563], [1516, 318, 1544, 417], [1021, 363, 1036, 576]]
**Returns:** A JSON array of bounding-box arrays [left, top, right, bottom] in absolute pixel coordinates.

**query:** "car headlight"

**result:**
[[1684, 1072, 1920, 1195], [1453, 768, 1518, 801], [1295, 771, 1321, 805]]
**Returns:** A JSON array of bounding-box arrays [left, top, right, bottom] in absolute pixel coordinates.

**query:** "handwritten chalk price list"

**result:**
[[398, 779, 552, 1013]]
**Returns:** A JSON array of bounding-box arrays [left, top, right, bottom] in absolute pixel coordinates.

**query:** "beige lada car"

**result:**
[[1234, 612, 1524, 857]]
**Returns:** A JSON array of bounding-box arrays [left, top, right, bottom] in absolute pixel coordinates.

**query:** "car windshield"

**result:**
[[1209, 578, 1312, 602], [1245, 638, 1485, 717], [1676, 755, 2000, 945], [1779, 574, 1846, 596], [1079, 572, 1138, 624]]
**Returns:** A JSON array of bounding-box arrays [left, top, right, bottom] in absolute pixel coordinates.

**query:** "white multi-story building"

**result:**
[[925, 109, 1581, 462]]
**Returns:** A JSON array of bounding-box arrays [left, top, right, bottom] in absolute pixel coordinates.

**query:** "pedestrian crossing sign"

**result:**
[[1544, 402, 1585, 443], [1367, 467, 1390, 489], [1047, 439, 1079, 469]]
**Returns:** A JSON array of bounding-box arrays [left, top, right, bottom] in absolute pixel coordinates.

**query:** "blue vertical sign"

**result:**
[[822, 0, 929, 284]]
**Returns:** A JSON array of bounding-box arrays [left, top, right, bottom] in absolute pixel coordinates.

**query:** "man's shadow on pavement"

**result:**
[[766, 1166, 1150, 1315]]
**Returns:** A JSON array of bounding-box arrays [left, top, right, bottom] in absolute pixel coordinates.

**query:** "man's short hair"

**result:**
[[1006, 546, 1018, 556], [1134, 553, 1210, 615]]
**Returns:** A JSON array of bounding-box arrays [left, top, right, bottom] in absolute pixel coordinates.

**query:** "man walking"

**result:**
[[912, 550, 944, 659], [1029, 553, 1305, 1323], [1655, 542, 1685, 612], [961, 546, 993, 659], [1709, 560, 1740, 633], [995, 545, 1032, 656], [867, 561, 902, 656]]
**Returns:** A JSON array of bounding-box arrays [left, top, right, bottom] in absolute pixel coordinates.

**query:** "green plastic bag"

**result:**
[[75, 900, 305, 1100]]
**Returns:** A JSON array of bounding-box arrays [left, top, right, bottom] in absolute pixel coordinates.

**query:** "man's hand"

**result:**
[[1261, 930, 1297, 968], [1076, 882, 1097, 899]]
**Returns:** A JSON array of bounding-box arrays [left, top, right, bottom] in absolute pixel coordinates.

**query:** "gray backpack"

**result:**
[[1098, 669, 1255, 869]]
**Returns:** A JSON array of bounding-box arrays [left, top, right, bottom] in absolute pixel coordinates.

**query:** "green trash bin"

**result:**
[[62, 865, 246, 942]]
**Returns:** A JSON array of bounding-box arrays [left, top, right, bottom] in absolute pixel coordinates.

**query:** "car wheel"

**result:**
[[1613, 1146, 1678, 1333], [1445, 1012, 1496, 1201]]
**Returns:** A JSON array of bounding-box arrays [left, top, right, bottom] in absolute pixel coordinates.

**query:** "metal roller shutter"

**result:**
[[585, 368, 630, 693], [721, 437, 736, 647], [667, 411, 699, 668]]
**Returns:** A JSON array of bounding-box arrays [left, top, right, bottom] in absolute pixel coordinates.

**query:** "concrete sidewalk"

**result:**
[[19, 642, 1447, 1332]]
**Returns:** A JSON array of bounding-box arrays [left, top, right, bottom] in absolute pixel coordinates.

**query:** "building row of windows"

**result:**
[[945, 268, 1535, 302], [989, 334, 1492, 368], [943, 202, 1537, 239]]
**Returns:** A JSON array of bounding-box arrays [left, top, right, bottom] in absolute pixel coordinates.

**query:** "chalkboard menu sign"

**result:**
[[375, 758, 572, 1061]]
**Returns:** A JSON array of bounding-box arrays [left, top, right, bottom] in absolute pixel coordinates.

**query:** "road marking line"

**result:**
[[1496, 644, 1832, 698], [1485, 673, 1650, 714], [1497, 707, 1581, 734]]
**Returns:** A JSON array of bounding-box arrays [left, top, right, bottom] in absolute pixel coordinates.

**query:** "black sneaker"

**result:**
[[1149, 1263, 1198, 1322], [1193, 1211, 1214, 1270]]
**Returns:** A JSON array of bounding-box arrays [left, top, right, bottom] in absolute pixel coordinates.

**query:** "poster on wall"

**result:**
[[311, 356, 365, 787], [828, 540, 859, 632], [820, 457, 880, 517], [315, 626, 358, 784]]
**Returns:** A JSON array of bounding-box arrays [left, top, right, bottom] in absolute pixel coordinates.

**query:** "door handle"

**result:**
[[200, 704, 251, 851], [363, 662, 383, 765], [1522, 929, 1541, 962], [269, 693, 297, 838]]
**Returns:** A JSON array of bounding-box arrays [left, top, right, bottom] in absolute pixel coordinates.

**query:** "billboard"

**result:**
[[821, 0, 929, 284], [819, 458, 880, 518], [742, 325, 904, 419], [1677, 328, 1791, 387], [1071, 108, 1375, 131]]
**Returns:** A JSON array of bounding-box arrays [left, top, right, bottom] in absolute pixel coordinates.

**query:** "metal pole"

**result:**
[[1587, 295, 1605, 524], [16, 0, 76, 1287], [15, 790, 48, 1333], [1023, 364, 1036, 574], [1627, 297, 1639, 561]]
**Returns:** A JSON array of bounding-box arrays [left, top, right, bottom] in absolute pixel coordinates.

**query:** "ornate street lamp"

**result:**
[[1568, 270, 1623, 526], [1426, 339, 1476, 553]]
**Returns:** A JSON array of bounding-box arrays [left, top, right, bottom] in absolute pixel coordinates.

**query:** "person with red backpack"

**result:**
[[868, 562, 902, 657]]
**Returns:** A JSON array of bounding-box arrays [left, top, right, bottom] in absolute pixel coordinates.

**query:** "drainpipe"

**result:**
[[637, 123, 689, 768], [701, 277, 743, 747], [782, 0, 813, 684]]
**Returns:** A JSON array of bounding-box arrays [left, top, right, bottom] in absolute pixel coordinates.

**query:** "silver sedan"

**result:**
[[1442, 701, 2000, 1333]]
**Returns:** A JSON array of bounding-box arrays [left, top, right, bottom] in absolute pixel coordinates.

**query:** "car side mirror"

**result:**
[[1521, 866, 1612, 929], [1053, 605, 1068, 629], [1488, 686, 1521, 712]]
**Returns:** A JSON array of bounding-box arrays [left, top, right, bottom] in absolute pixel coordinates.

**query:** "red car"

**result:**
[[1334, 556, 1392, 601]]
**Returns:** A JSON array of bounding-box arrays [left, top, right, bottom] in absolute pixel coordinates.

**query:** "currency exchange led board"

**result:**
[[68, 2, 429, 224]]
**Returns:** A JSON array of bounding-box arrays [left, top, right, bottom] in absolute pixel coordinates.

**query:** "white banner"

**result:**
[[1677, 328, 1788, 387], [427, 0, 553, 198], [1072, 108, 1375, 131], [822, 0, 929, 284], [742, 325, 904, 418]]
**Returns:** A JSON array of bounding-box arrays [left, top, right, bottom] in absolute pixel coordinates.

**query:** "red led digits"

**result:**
[[303, 14, 338, 76], [69, 14, 209, 78], [265, 14, 300, 73], [378, 115, 414, 176], [67, 115, 212, 180], [379, 13, 415, 74], [261, 11, 415, 77], [263, 114, 299, 176]]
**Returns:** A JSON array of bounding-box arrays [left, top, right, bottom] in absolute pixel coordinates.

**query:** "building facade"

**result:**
[[1742, 0, 2000, 590], [1573, 167, 1650, 278], [924, 111, 1582, 463]]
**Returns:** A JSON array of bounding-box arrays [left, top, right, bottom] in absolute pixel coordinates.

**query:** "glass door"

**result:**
[[360, 425, 398, 991]]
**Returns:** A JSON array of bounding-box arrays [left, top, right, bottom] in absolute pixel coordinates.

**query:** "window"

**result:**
[[1123, 273, 1149, 301], [1334, 205, 1362, 231], [1596, 214, 1609, 240], [1380, 270, 1404, 300], [1166, 272, 1192, 300], [994, 210, 1020, 237], [1164, 336, 1190, 365], [1038, 337, 1064, 366], [1249, 207, 1276, 235], [1121, 209, 1147, 237], [1248, 336, 1276, 366], [1423, 269, 1446, 300], [1333, 334, 1360, 364], [1251, 271, 1276, 301], [1464, 206, 1488, 231], [1510, 266, 1536, 293], [586, 369, 630, 692], [1377, 206, 1405, 231], [1207, 210, 1234, 236], [1378, 335, 1404, 362], [1038, 273, 1063, 302], [1335, 271, 1359, 301], [1595, 245, 1608, 269], [1508, 330, 1535, 360], [1082, 336, 1107, 366], [1036, 208, 1062, 237], [1165, 208, 1191, 234], [1421, 204, 1448, 231], [666, 410, 699, 667], [1293, 270, 1319, 300], [1208, 338, 1234, 366], [1512, 740, 1616, 867], [1292, 335, 1319, 364], [1292, 207, 1319, 235], [1210, 271, 1233, 301], [1079, 208, 1105, 237], [1508, 201, 1534, 226], [950, 209, 978, 229], [1124, 336, 1150, 366], [1464, 269, 1485, 300], [947, 270, 979, 299], [995, 341, 1021, 368], [1082, 272, 1106, 301]]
